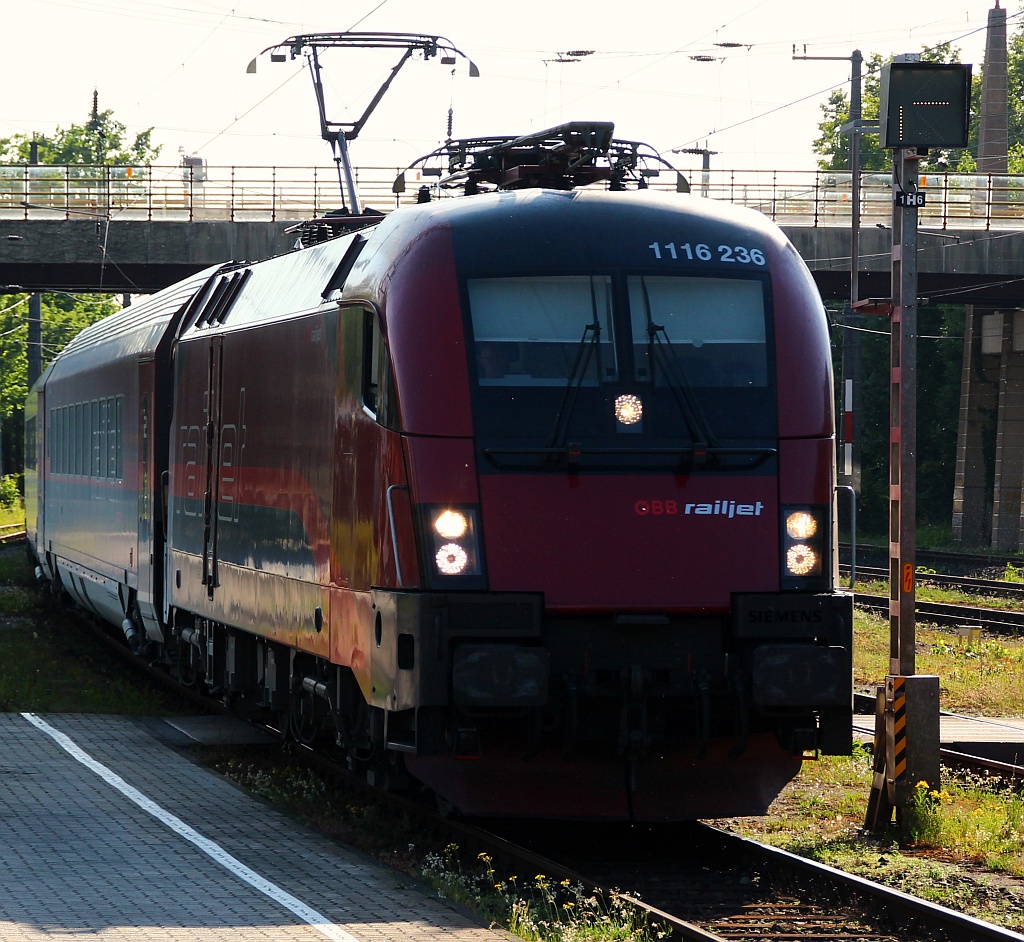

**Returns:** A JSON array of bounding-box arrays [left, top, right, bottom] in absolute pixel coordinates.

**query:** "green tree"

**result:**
[[0, 96, 150, 480], [0, 93, 161, 165], [0, 294, 121, 477], [835, 305, 964, 537], [813, 44, 966, 172]]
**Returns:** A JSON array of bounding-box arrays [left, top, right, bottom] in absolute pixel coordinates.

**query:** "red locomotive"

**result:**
[[25, 123, 852, 820]]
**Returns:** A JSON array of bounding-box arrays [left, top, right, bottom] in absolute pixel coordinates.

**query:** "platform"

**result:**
[[0, 712, 510, 942], [853, 712, 1024, 766]]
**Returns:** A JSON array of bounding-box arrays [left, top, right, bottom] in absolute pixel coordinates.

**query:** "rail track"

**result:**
[[842, 544, 1024, 578], [4, 539, 1024, 940], [845, 563, 1024, 599], [841, 562, 1024, 633], [501, 821, 1024, 942], [0, 524, 26, 545], [854, 591, 1024, 634]]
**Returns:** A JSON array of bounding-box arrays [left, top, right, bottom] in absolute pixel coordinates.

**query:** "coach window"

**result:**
[[91, 399, 102, 477], [361, 309, 397, 429], [75, 402, 84, 476], [24, 417, 36, 472]]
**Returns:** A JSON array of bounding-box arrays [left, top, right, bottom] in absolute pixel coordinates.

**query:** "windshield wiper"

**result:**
[[640, 279, 718, 462], [547, 281, 605, 449]]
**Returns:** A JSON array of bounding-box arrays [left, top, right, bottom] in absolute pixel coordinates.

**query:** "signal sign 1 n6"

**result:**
[[879, 61, 972, 150]]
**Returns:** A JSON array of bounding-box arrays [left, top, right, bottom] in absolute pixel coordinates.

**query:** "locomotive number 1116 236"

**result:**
[[648, 242, 767, 266]]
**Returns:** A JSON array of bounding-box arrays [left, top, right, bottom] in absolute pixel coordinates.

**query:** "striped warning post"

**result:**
[[891, 675, 907, 784]]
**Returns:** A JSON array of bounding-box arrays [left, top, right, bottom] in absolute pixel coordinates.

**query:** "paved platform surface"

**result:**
[[0, 712, 508, 942], [854, 712, 1024, 765]]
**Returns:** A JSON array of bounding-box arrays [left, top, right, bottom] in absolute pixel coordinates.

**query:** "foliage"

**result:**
[[0, 98, 161, 166], [0, 474, 20, 510], [422, 847, 662, 942], [1004, 562, 1024, 584], [836, 305, 964, 534], [0, 293, 119, 475], [815, 21, 1024, 173], [813, 44, 966, 172]]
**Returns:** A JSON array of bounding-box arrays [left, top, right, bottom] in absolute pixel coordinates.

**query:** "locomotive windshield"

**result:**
[[628, 275, 768, 388], [466, 271, 775, 469], [469, 276, 617, 385]]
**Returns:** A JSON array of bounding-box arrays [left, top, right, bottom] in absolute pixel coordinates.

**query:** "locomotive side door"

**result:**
[[201, 337, 224, 599]]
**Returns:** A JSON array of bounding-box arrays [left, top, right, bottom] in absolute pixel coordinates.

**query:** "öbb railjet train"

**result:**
[[25, 127, 853, 820]]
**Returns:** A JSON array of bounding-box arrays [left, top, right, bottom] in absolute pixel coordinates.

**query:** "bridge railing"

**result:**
[[2, 163, 1023, 228]]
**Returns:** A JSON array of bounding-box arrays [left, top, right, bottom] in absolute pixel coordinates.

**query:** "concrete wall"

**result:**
[[0, 219, 303, 292]]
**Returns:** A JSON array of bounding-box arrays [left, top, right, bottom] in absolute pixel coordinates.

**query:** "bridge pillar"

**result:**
[[992, 311, 1024, 551], [952, 306, 998, 546]]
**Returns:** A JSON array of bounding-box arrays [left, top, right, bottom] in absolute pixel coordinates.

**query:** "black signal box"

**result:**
[[879, 60, 972, 150]]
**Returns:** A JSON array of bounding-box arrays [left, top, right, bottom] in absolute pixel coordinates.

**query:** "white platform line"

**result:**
[[21, 713, 360, 942]]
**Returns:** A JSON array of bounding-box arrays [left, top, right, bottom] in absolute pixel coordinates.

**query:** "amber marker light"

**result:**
[[434, 509, 468, 540], [615, 393, 643, 425]]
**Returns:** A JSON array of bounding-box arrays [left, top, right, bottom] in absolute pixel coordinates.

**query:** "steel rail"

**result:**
[[695, 824, 1024, 942], [855, 592, 1024, 632], [844, 563, 1024, 599]]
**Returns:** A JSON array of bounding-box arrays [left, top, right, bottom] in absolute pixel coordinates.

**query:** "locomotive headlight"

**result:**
[[418, 504, 484, 587], [786, 544, 818, 577], [781, 505, 827, 589], [434, 509, 468, 540], [786, 511, 818, 540], [614, 394, 643, 425], [436, 542, 469, 575]]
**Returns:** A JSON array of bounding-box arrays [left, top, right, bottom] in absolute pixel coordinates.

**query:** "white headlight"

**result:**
[[786, 511, 818, 540], [615, 393, 643, 425], [786, 544, 818, 577], [436, 542, 470, 575], [434, 509, 468, 540]]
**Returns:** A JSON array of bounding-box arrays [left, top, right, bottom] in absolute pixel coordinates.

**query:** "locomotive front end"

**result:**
[[361, 188, 852, 820]]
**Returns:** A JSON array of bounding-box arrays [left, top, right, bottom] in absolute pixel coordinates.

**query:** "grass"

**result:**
[[6, 536, 1024, 930], [853, 606, 1024, 715], [206, 749, 661, 942], [717, 605, 1024, 930], [718, 747, 1024, 930], [0, 545, 193, 715]]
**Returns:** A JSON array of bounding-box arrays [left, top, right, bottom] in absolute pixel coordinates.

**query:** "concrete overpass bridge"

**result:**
[[5, 162, 1024, 550], [2, 163, 1024, 302]]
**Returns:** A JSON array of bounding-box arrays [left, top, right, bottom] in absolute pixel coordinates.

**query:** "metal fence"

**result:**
[[2, 163, 1022, 229]]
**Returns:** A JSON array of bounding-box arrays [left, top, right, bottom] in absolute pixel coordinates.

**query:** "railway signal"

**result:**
[[865, 56, 971, 834]]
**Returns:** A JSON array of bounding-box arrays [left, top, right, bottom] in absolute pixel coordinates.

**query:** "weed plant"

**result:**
[[210, 751, 663, 942], [421, 846, 663, 942], [853, 608, 1024, 716], [721, 743, 1024, 928]]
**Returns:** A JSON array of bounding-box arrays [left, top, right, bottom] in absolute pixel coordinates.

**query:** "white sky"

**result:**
[[0, 0, 1012, 179]]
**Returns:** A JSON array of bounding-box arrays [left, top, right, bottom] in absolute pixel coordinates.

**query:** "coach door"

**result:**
[[201, 337, 224, 600], [136, 360, 154, 621]]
